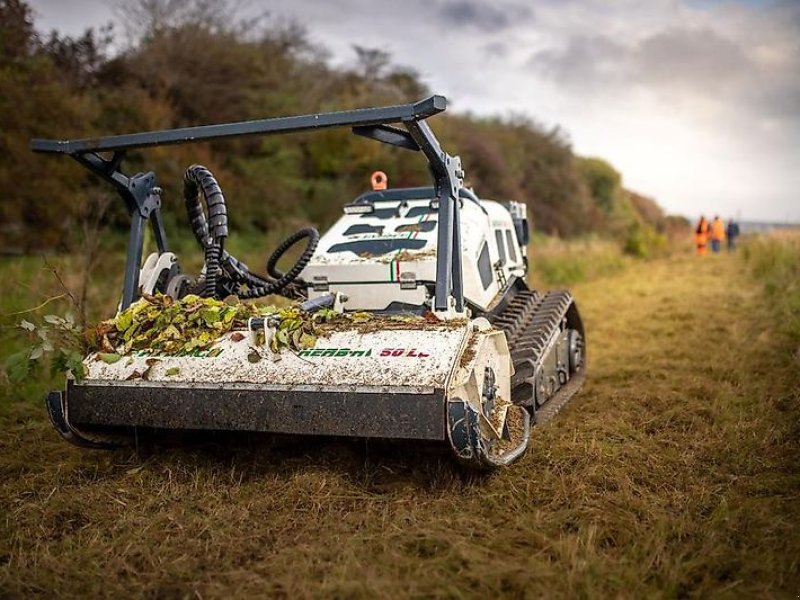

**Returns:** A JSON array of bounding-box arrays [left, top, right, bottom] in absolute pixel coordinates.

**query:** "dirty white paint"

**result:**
[[84, 325, 473, 392], [300, 195, 526, 312], [449, 320, 514, 440]]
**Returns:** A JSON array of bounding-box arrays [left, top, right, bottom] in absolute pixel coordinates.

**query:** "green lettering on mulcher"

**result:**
[[297, 348, 372, 357]]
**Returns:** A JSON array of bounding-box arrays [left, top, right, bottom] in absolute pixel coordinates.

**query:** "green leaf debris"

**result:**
[[87, 293, 278, 355], [13, 293, 454, 385], [84, 293, 416, 357], [10, 311, 87, 382]]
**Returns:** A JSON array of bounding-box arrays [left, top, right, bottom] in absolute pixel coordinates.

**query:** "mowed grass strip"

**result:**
[[0, 250, 798, 598]]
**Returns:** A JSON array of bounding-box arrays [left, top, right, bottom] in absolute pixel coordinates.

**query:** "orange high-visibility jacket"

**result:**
[[695, 218, 709, 245], [710, 218, 726, 242]]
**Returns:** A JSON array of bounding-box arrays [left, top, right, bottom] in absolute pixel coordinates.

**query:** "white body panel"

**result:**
[[300, 192, 526, 312], [84, 325, 470, 393]]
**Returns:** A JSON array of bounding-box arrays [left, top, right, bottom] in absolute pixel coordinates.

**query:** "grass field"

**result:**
[[528, 235, 629, 288], [1, 238, 798, 598]]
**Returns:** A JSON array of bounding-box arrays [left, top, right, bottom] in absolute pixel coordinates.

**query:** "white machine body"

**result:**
[[300, 192, 528, 313]]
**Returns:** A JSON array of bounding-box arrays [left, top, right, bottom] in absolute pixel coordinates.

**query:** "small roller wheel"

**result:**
[[533, 368, 547, 408], [567, 329, 584, 374], [165, 273, 195, 300]]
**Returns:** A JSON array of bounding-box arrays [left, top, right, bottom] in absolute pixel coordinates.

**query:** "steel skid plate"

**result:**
[[65, 381, 446, 440]]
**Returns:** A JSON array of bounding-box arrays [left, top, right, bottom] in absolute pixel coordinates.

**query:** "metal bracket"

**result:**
[[352, 124, 420, 151], [69, 152, 171, 310], [139, 251, 178, 296]]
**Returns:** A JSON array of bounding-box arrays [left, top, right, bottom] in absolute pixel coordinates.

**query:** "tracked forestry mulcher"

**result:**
[[32, 95, 585, 468]]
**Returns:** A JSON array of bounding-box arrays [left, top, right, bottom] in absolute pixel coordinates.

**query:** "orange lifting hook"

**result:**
[[370, 170, 388, 190]]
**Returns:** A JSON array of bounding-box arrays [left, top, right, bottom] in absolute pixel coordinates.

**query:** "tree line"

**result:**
[[0, 0, 686, 255]]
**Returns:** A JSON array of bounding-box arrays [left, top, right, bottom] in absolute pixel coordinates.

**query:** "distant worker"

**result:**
[[695, 216, 710, 255], [710, 215, 726, 253], [726, 218, 740, 252]]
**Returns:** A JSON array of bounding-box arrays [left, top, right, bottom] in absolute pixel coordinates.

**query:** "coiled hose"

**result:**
[[184, 165, 228, 297], [183, 164, 319, 299]]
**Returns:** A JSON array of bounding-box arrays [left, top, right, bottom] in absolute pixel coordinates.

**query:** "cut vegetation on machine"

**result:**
[[31, 95, 586, 468]]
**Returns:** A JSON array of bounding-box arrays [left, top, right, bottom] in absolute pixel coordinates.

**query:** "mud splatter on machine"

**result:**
[[32, 95, 585, 468]]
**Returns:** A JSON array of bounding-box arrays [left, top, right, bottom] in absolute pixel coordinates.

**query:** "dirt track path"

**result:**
[[1, 253, 798, 598]]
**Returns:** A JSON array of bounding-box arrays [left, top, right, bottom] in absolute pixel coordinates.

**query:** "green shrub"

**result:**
[[623, 221, 667, 259]]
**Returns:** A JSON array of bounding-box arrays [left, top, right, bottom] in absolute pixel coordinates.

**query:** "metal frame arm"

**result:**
[[72, 152, 169, 309], [405, 120, 465, 312], [30, 94, 465, 314], [31, 96, 446, 155]]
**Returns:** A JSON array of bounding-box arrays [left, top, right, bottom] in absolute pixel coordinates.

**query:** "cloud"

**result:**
[[529, 22, 800, 125], [483, 41, 509, 59], [636, 28, 749, 91], [528, 35, 627, 89], [436, 1, 532, 32]]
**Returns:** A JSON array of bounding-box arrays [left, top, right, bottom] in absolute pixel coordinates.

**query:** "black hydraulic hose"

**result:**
[[182, 164, 319, 299], [266, 227, 320, 281], [238, 228, 319, 299], [203, 245, 221, 297], [184, 164, 228, 248], [183, 165, 228, 297]]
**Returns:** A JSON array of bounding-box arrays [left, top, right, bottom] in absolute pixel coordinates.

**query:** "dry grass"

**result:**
[[742, 232, 800, 349], [528, 235, 630, 287], [1, 248, 799, 598]]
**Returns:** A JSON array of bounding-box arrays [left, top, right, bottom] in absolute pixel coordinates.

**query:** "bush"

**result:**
[[623, 221, 667, 259]]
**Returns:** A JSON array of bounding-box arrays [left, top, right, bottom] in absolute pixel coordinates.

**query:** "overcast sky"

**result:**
[[28, 0, 800, 222]]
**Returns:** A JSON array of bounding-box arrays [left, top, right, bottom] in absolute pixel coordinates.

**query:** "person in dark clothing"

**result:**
[[726, 219, 740, 252]]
